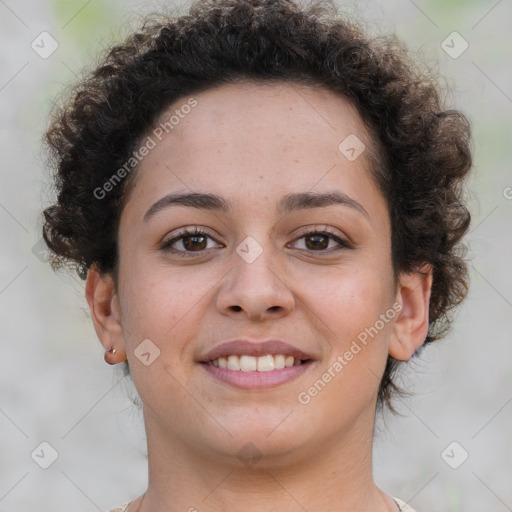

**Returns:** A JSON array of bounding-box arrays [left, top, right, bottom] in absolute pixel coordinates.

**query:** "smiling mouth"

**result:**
[[204, 354, 311, 371]]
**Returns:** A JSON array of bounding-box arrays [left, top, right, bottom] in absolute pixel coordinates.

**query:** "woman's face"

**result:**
[[111, 81, 410, 464]]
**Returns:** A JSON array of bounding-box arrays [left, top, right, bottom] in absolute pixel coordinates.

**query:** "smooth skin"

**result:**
[[86, 81, 432, 512]]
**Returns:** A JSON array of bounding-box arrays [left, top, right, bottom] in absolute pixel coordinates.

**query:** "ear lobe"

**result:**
[[389, 264, 433, 361], [85, 265, 127, 364]]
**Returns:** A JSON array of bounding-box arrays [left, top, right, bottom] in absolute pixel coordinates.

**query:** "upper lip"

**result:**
[[199, 339, 315, 362]]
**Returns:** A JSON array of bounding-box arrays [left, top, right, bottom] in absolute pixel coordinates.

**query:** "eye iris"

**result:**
[[306, 234, 329, 250], [183, 235, 207, 251]]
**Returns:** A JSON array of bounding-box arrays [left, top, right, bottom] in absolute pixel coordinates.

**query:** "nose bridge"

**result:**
[[216, 232, 294, 318]]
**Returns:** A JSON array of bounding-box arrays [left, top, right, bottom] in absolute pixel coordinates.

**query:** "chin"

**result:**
[[208, 416, 317, 465]]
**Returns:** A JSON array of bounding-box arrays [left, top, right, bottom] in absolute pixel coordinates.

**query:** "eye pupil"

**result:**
[[306, 234, 329, 250], [183, 235, 207, 251]]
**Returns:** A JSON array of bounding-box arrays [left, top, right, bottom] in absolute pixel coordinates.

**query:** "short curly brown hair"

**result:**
[[42, 0, 472, 409]]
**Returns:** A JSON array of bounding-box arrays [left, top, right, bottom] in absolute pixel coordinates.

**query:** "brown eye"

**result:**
[[304, 234, 330, 250], [181, 234, 208, 251], [161, 227, 223, 256], [290, 229, 352, 252]]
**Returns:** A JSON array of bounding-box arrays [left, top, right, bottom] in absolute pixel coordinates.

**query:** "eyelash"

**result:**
[[160, 226, 353, 257]]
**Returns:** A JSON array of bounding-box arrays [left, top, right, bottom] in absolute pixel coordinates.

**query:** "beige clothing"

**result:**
[[395, 497, 417, 511], [110, 498, 417, 511]]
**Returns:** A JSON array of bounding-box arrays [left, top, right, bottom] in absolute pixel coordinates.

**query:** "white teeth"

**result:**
[[240, 355, 257, 371], [274, 354, 286, 369], [227, 355, 239, 370], [257, 355, 275, 372], [209, 354, 305, 371]]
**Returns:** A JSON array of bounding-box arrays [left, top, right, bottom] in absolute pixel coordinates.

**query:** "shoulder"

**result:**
[[109, 505, 129, 512], [394, 497, 418, 512]]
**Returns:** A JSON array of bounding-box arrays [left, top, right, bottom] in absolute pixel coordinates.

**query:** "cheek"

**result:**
[[290, 273, 395, 441], [296, 279, 393, 426], [304, 265, 395, 397], [119, 257, 201, 339], [118, 258, 214, 389], [305, 263, 395, 338], [117, 264, 201, 407]]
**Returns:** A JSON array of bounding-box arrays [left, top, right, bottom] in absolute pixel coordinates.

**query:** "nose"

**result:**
[[215, 237, 295, 322]]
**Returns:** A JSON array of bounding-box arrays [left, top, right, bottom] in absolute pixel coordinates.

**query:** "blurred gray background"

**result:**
[[0, 0, 511, 511]]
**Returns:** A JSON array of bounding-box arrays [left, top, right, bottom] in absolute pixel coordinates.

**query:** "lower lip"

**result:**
[[200, 361, 314, 389]]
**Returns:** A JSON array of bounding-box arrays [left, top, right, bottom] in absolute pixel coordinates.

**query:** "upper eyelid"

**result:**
[[293, 225, 344, 238]]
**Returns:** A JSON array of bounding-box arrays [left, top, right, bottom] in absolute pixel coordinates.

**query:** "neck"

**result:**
[[132, 405, 397, 512]]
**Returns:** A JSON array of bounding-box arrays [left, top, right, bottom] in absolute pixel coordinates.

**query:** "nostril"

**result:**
[[231, 305, 242, 311]]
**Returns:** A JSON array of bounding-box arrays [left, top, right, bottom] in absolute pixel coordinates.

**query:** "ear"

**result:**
[[85, 265, 127, 364], [389, 264, 433, 361]]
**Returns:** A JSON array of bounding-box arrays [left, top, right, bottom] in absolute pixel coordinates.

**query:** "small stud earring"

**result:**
[[104, 347, 117, 364]]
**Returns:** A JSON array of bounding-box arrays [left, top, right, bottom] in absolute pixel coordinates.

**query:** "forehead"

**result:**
[[123, 80, 384, 221], [156, 80, 371, 156]]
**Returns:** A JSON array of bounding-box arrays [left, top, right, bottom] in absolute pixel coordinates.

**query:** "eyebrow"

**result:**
[[143, 190, 369, 222]]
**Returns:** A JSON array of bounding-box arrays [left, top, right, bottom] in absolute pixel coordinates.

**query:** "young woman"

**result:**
[[42, 0, 472, 510]]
